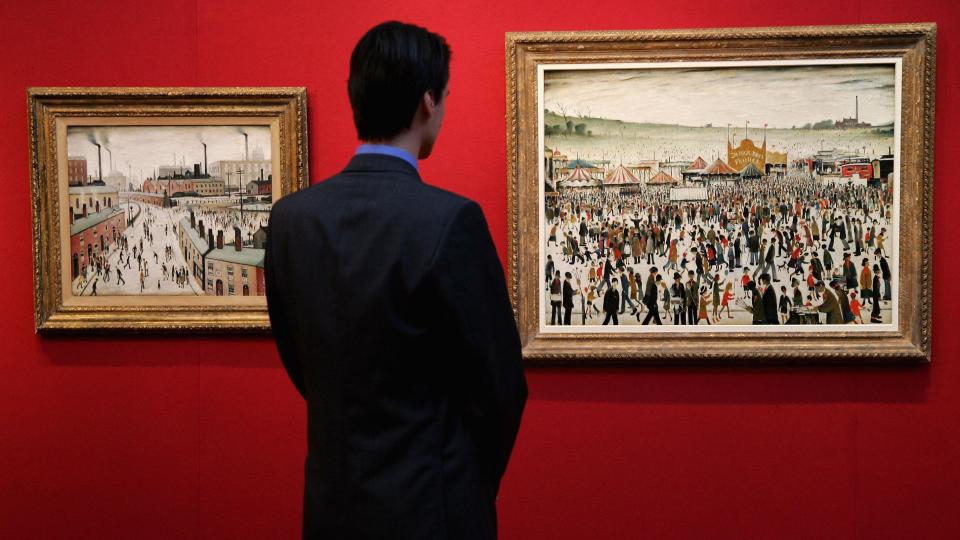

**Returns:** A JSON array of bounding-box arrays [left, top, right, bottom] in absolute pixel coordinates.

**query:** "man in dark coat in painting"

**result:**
[[759, 273, 779, 325]]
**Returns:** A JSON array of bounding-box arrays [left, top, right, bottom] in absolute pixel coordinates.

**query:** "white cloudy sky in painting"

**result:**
[[544, 64, 896, 129], [67, 125, 271, 181]]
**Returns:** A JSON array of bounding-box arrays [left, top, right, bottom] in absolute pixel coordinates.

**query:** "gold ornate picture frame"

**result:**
[[506, 24, 935, 364], [29, 87, 309, 332]]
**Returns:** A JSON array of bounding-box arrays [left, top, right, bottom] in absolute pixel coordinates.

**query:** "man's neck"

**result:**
[[367, 131, 421, 160]]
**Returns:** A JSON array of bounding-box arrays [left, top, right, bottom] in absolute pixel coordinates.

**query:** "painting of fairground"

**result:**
[[541, 64, 897, 328], [66, 125, 273, 297]]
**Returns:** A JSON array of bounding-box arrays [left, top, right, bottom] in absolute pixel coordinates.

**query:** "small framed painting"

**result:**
[[29, 87, 309, 332], [505, 24, 935, 364]]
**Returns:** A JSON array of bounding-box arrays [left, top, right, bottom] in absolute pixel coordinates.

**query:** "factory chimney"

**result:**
[[94, 142, 102, 182], [202, 142, 208, 175], [217, 230, 224, 250], [243, 133, 249, 161], [856, 95, 859, 124], [234, 226, 242, 252]]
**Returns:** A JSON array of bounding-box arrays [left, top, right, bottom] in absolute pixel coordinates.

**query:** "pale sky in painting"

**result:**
[[544, 64, 896, 129], [67, 125, 272, 181]]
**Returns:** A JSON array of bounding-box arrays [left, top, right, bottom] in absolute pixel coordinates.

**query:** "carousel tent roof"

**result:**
[[686, 156, 708, 171], [739, 162, 763, 178], [603, 165, 639, 185], [702, 158, 737, 175], [564, 158, 596, 169], [647, 170, 677, 185], [558, 166, 597, 188]]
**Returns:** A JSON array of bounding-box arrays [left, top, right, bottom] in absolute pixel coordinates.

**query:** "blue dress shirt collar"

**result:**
[[355, 144, 419, 172]]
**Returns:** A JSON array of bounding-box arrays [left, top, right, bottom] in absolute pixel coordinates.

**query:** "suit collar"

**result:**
[[342, 153, 422, 181]]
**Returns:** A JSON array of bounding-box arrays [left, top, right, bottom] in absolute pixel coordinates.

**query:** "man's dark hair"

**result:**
[[348, 21, 451, 141]]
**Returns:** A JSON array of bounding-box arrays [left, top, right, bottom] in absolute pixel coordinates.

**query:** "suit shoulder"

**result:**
[[410, 182, 477, 214], [269, 180, 315, 217], [397, 183, 485, 237], [269, 169, 350, 217]]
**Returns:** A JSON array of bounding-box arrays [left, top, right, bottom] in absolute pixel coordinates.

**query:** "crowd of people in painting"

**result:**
[[76, 206, 196, 295], [76, 203, 268, 296], [544, 172, 894, 326]]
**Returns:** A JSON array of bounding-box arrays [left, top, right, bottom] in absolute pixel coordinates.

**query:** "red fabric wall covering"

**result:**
[[1, 1, 958, 538]]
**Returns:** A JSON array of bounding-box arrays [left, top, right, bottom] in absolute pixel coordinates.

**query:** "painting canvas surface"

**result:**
[[64, 124, 274, 299], [539, 61, 898, 332]]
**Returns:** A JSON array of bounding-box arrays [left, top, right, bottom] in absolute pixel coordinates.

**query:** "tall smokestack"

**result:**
[[94, 143, 102, 182], [234, 226, 242, 252], [202, 143, 208, 175], [856, 95, 859, 124], [243, 133, 249, 161], [107, 148, 113, 174]]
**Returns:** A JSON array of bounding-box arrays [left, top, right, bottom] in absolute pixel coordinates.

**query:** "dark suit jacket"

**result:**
[[643, 277, 657, 308], [762, 286, 779, 324], [562, 280, 575, 308], [602, 287, 620, 313], [764, 244, 776, 263], [879, 257, 892, 280], [265, 153, 527, 540]]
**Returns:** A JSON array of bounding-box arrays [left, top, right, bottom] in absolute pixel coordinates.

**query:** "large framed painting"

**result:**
[[506, 24, 935, 364], [29, 87, 309, 332]]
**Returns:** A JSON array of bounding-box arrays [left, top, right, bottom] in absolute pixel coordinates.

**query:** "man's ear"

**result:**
[[422, 90, 437, 117]]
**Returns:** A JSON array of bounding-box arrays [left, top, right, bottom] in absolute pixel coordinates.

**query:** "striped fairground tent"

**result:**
[[702, 158, 737, 175], [686, 156, 708, 171], [646, 170, 678, 185], [603, 165, 639, 186], [558, 166, 598, 188], [739, 162, 763, 178]]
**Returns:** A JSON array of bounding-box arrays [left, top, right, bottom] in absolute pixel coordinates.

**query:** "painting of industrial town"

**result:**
[[65, 125, 273, 297], [541, 62, 898, 329]]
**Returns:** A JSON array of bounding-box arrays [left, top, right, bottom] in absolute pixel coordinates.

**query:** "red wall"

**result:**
[[2, 1, 958, 539]]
